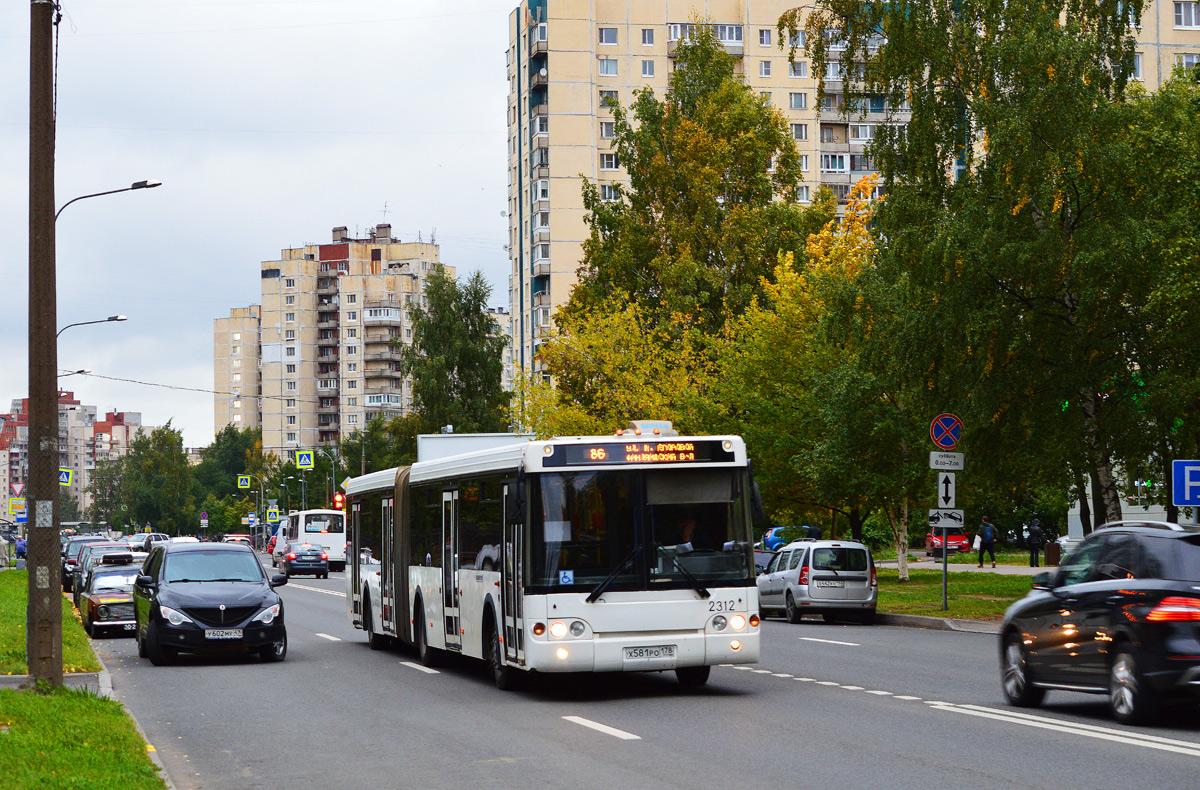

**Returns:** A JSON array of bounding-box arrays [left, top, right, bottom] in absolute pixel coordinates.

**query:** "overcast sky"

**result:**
[[1, 0, 514, 449]]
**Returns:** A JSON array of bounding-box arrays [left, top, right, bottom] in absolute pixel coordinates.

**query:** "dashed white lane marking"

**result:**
[[287, 582, 346, 597], [816, 681, 840, 686], [930, 703, 1200, 758], [772, 673, 794, 678], [400, 661, 440, 674], [893, 695, 922, 701], [864, 690, 892, 696], [750, 669, 772, 674], [314, 633, 341, 641], [563, 716, 641, 741], [794, 677, 815, 682], [841, 685, 864, 691], [799, 637, 861, 647]]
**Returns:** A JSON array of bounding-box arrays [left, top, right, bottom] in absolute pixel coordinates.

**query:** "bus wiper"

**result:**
[[662, 548, 710, 599], [586, 546, 639, 603]]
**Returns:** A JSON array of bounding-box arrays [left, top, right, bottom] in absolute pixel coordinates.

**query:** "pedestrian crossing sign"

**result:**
[[237, 475, 251, 489], [296, 451, 314, 469], [58, 468, 73, 486]]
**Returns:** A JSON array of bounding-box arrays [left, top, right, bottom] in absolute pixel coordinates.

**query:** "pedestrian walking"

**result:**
[[977, 516, 997, 568], [15, 536, 27, 560], [1027, 518, 1043, 568]]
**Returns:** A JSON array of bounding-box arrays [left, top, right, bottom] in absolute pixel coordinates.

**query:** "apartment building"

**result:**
[[214, 225, 454, 457], [504, 0, 1200, 378], [1, 394, 148, 518]]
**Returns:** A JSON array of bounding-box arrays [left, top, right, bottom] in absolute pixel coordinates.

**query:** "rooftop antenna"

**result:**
[[381, 201, 390, 221], [430, 227, 436, 245]]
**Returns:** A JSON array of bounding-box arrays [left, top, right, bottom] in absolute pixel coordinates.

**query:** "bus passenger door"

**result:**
[[381, 497, 394, 634], [442, 490, 461, 652], [502, 483, 525, 664], [348, 502, 362, 624]]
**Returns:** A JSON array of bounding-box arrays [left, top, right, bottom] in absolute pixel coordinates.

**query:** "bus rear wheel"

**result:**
[[415, 604, 441, 668], [676, 665, 710, 687]]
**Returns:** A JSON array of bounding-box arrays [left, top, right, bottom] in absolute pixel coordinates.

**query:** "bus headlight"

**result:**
[[570, 621, 586, 637], [549, 621, 568, 639], [730, 614, 747, 631], [712, 615, 727, 631]]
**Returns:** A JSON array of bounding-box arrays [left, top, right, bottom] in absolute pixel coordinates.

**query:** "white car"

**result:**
[[757, 539, 878, 625]]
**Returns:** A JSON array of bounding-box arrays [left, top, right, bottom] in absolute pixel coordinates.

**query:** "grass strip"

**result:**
[[0, 570, 101, 675], [877, 568, 1035, 620], [0, 685, 167, 790]]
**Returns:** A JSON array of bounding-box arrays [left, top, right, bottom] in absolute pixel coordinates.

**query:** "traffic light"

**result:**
[[333, 491, 345, 510]]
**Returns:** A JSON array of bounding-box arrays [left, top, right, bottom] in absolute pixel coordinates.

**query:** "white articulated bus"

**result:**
[[344, 425, 761, 689]]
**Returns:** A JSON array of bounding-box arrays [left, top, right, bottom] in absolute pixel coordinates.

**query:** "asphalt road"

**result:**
[[93, 558, 1200, 790]]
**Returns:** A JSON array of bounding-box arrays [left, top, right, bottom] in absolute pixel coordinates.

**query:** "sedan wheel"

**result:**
[[1001, 632, 1045, 707], [1110, 646, 1158, 725]]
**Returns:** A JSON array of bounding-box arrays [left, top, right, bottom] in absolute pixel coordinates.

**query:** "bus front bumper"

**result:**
[[524, 630, 759, 673]]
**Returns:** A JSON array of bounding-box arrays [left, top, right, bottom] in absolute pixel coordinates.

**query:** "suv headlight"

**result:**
[[252, 603, 281, 625], [159, 606, 194, 626]]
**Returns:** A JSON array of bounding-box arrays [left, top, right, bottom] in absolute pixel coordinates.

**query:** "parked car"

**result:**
[[266, 535, 277, 556], [127, 533, 170, 553], [761, 527, 791, 551], [279, 541, 329, 579], [79, 559, 142, 637], [754, 549, 774, 575], [925, 525, 971, 556], [223, 534, 252, 548], [61, 535, 108, 592], [133, 541, 288, 665], [71, 543, 132, 610], [999, 520, 1200, 724], [757, 538, 878, 624]]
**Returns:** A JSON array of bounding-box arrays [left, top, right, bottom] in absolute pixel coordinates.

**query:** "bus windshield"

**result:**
[[529, 468, 753, 590], [305, 513, 344, 533]]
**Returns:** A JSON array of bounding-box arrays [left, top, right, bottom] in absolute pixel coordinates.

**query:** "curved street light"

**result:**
[[57, 314, 127, 340], [55, 180, 161, 222]]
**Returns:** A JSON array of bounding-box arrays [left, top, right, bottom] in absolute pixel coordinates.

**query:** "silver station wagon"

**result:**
[[757, 539, 878, 624]]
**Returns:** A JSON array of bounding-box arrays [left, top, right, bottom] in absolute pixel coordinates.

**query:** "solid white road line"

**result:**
[[562, 716, 641, 741], [314, 633, 341, 641], [799, 637, 861, 647], [399, 661, 440, 674], [288, 583, 346, 597]]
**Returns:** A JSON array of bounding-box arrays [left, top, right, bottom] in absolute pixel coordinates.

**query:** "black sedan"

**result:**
[[133, 541, 287, 665], [280, 541, 329, 579], [999, 521, 1200, 724]]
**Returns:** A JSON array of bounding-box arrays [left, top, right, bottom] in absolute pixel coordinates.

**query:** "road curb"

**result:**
[[877, 612, 1000, 634]]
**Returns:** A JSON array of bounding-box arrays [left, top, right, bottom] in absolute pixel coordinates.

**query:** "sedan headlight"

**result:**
[[252, 603, 281, 625], [159, 606, 194, 626], [97, 604, 110, 620]]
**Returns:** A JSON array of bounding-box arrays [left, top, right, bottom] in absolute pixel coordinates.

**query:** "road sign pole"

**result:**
[[942, 525, 949, 611]]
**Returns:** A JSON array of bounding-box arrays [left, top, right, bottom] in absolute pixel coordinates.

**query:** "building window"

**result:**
[[231, 345, 240, 355], [850, 124, 875, 142], [790, 31, 806, 48], [346, 345, 357, 355], [599, 58, 618, 76], [232, 332, 241, 342], [600, 153, 619, 170], [232, 399, 242, 409], [232, 414, 242, 423], [347, 362, 357, 372], [286, 381, 297, 391], [642, 28, 654, 45], [348, 294, 356, 303], [285, 312, 295, 322], [348, 380, 358, 389], [789, 92, 807, 110], [347, 310, 357, 320], [599, 184, 619, 202], [821, 153, 848, 173], [287, 432, 297, 443], [1178, 52, 1200, 68], [600, 89, 619, 106], [287, 416, 297, 426], [642, 60, 655, 77], [285, 278, 295, 288], [760, 61, 772, 77], [1176, 2, 1199, 27], [348, 415, 359, 425], [285, 295, 295, 305], [535, 114, 549, 134], [759, 29, 772, 46], [346, 397, 357, 406], [789, 61, 808, 78], [534, 211, 550, 229], [286, 398, 296, 407], [714, 25, 742, 43], [820, 125, 836, 143], [791, 123, 808, 141], [870, 95, 886, 113], [851, 154, 875, 172], [599, 27, 617, 44], [800, 154, 809, 171], [285, 330, 295, 340], [286, 347, 296, 357], [535, 179, 550, 199], [233, 359, 241, 368], [347, 328, 357, 338], [798, 185, 810, 202]]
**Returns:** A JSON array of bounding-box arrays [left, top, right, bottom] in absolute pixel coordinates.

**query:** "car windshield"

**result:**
[[163, 551, 264, 583], [529, 468, 754, 590], [305, 514, 344, 533], [811, 547, 869, 572], [92, 572, 138, 591], [66, 539, 103, 559]]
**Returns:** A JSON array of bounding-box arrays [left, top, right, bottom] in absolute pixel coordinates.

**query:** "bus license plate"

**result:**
[[623, 645, 676, 660], [205, 629, 243, 640], [815, 580, 844, 588]]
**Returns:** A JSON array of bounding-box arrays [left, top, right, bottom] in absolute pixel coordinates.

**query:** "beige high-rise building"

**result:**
[[214, 225, 453, 457], [504, 0, 1200, 378]]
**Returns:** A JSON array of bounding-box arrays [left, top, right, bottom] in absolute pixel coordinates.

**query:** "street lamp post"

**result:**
[[56, 315, 126, 339], [54, 181, 160, 222], [316, 447, 338, 506]]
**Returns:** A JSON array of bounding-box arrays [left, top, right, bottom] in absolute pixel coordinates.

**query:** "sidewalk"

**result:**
[[877, 557, 1050, 576]]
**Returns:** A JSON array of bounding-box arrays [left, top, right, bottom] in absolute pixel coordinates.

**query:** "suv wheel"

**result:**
[[260, 632, 287, 662], [785, 592, 802, 624], [1001, 631, 1045, 707], [1110, 645, 1158, 725], [144, 621, 174, 666]]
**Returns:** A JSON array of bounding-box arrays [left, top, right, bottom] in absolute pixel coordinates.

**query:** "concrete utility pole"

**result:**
[[28, 0, 62, 685]]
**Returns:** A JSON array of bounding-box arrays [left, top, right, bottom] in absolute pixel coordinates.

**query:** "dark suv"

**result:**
[[134, 541, 288, 665], [999, 521, 1200, 724]]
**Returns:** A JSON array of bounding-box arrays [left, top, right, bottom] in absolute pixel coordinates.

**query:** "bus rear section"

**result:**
[[289, 509, 347, 571]]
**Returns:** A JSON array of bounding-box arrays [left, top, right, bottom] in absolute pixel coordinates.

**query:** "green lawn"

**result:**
[[874, 547, 1036, 566], [877, 568, 1035, 620], [0, 570, 101, 675], [0, 686, 167, 790]]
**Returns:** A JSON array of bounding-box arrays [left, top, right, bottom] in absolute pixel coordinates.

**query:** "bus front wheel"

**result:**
[[676, 665, 710, 687], [488, 622, 521, 691]]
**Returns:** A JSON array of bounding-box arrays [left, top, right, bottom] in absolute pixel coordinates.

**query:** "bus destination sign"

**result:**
[[544, 440, 736, 467]]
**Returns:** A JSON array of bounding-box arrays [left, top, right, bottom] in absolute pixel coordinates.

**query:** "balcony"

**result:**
[[316, 319, 338, 330], [364, 367, 404, 381], [533, 291, 551, 308], [364, 332, 396, 346], [365, 386, 404, 399], [316, 334, 338, 347], [532, 226, 551, 243], [531, 164, 549, 181], [532, 261, 551, 277], [531, 38, 547, 57], [364, 349, 404, 363], [316, 280, 338, 296], [532, 133, 549, 150], [530, 70, 548, 89], [668, 39, 743, 59], [530, 99, 547, 117]]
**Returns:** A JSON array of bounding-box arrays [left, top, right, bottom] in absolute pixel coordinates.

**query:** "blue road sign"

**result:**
[[237, 475, 251, 489], [929, 414, 963, 450], [16, 509, 27, 524], [296, 450, 314, 469], [1172, 460, 1200, 507], [58, 468, 73, 486], [267, 508, 280, 523]]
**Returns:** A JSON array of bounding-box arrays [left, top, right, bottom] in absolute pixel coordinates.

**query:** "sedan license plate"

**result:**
[[815, 580, 845, 588], [122, 623, 136, 631], [205, 629, 243, 640], [623, 645, 676, 660]]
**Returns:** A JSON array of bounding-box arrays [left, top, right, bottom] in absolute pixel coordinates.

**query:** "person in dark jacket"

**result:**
[[977, 516, 997, 568], [1027, 519, 1043, 567]]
